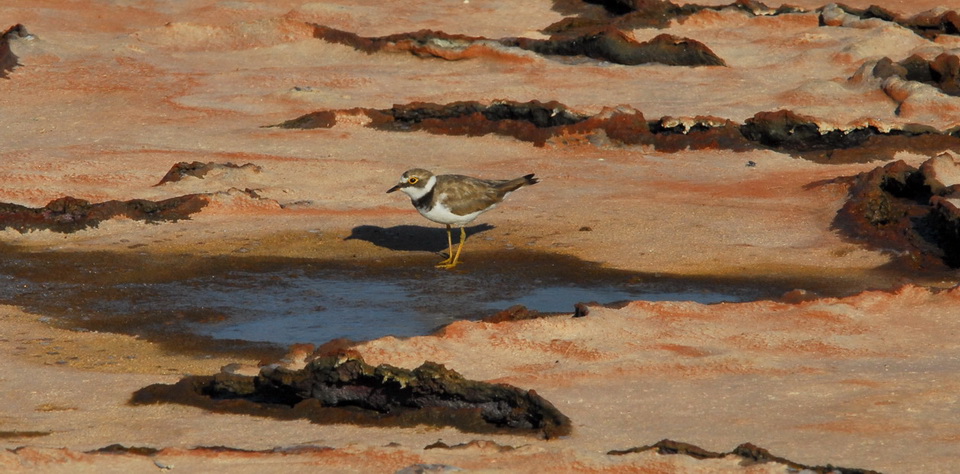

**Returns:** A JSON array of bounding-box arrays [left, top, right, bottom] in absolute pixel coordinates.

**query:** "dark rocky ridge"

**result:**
[[132, 354, 572, 439], [276, 102, 960, 162], [64, 437, 876, 472], [503, 29, 725, 66], [609, 439, 880, 474], [822, 3, 960, 40], [871, 53, 960, 97], [550, 0, 804, 31], [155, 161, 263, 186], [550, 0, 959, 41], [312, 24, 725, 67], [833, 153, 960, 269], [0, 194, 211, 233]]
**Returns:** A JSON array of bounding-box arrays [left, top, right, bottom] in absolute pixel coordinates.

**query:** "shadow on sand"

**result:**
[[344, 224, 494, 253]]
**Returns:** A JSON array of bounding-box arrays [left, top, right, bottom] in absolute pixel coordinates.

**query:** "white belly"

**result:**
[[417, 200, 493, 226]]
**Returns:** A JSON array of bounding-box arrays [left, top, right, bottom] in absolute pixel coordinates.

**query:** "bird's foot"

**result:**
[[435, 258, 462, 269]]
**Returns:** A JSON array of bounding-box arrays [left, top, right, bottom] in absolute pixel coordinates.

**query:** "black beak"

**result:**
[[386, 184, 401, 193]]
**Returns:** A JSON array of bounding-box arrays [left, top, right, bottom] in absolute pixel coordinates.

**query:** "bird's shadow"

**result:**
[[345, 224, 494, 253]]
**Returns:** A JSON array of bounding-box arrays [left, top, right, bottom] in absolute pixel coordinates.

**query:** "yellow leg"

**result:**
[[436, 225, 454, 265], [436, 226, 467, 269]]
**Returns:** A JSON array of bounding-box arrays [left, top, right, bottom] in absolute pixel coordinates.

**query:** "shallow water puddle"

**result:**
[[94, 270, 742, 345], [0, 247, 779, 349]]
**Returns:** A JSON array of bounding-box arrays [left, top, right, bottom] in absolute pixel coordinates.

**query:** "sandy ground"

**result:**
[[2, 0, 960, 472]]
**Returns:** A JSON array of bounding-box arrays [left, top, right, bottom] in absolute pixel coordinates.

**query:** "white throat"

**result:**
[[400, 175, 436, 201]]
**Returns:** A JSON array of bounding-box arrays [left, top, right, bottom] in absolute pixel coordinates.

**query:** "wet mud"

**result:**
[[608, 439, 879, 474], [131, 354, 572, 438], [0, 24, 27, 79], [278, 101, 960, 161], [833, 152, 960, 269], [312, 24, 724, 66]]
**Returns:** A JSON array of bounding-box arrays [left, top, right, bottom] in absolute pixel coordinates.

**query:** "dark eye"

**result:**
[[408, 177, 419, 184]]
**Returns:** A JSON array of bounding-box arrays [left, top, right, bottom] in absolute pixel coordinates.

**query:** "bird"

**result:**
[[387, 168, 539, 269]]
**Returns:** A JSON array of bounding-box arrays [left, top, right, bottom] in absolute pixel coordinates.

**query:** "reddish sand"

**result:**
[[2, 0, 960, 472]]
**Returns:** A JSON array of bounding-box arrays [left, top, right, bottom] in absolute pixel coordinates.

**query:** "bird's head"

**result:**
[[387, 168, 435, 198]]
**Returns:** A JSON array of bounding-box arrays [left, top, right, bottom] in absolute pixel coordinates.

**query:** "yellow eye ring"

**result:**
[[408, 177, 419, 184]]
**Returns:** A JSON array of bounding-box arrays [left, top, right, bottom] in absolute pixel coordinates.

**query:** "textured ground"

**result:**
[[2, 0, 960, 472]]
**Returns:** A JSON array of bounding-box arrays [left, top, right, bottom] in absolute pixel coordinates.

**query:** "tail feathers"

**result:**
[[499, 173, 540, 194]]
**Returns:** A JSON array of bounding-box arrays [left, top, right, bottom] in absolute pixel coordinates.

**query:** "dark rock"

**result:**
[[909, 9, 960, 40], [646, 115, 748, 152], [572, 303, 590, 318], [312, 24, 484, 58], [155, 161, 262, 185], [825, 4, 960, 41], [386, 100, 587, 128], [424, 439, 517, 451], [160, 162, 261, 185], [507, 29, 726, 66], [608, 439, 880, 473], [311, 23, 724, 67], [367, 101, 649, 147], [270, 110, 337, 129], [85, 444, 332, 456], [0, 430, 50, 440], [550, 0, 804, 32], [833, 155, 960, 269], [1, 24, 29, 79], [832, 3, 896, 22], [871, 57, 907, 80], [739, 110, 960, 162], [551, 0, 802, 27], [131, 354, 572, 438], [607, 439, 724, 458], [0, 194, 210, 233], [740, 110, 876, 151], [277, 102, 960, 160], [87, 444, 162, 456], [899, 54, 936, 83], [929, 196, 960, 267], [931, 53, 960, 96], [482, 305, 546, 323], [373, 100, 589, 147], [871, 53, 960, 97]]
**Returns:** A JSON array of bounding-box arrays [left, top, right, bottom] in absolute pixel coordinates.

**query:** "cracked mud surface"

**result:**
[[2, 0, 960, 472]]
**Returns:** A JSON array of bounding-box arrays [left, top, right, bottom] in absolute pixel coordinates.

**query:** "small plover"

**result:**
[[387, 168, 539, 268]]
